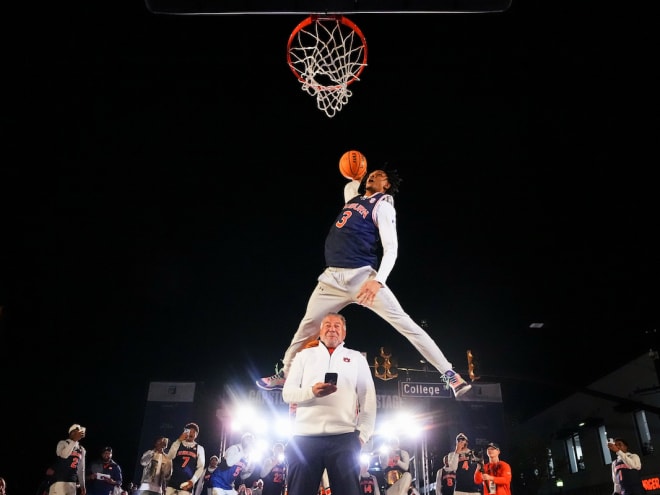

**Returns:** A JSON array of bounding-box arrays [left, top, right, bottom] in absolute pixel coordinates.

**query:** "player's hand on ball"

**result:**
[[339, 150, 367, 180]]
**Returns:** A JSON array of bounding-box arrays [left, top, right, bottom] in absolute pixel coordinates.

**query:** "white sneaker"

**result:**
[[444, 369, 472, 397], [256, 370, 286, 391]]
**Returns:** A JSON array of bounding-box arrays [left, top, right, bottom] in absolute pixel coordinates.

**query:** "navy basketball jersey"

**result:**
[[169, 442, 200, 487], [53, 443, 85, 483], [359, 474, 378, 495], [262, 462, 286, 495], [324, 192, 390, 269], [454, 453, 481, 493], [439, 468, 456, 495]]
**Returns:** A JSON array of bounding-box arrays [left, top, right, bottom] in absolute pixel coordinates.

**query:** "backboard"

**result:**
[[143, 0, 512, 117], [145, 0, 512, 15]]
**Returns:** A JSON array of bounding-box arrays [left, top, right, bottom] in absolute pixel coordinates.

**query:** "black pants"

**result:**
[[286, 432, 362, 495]]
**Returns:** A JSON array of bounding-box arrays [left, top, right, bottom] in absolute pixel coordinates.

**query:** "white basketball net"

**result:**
[[288, 16, 367, 118]]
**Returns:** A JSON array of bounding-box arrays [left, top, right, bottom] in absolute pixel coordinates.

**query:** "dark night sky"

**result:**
[[1, 0, 656, 491]]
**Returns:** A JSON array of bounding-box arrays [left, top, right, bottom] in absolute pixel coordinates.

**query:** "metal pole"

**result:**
[[216, 405, 229, 455], [419, 434, 429, 494], [220, 420, 227, 455]]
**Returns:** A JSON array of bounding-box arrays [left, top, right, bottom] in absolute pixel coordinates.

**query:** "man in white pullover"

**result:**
[[282, 312, 377, 495]]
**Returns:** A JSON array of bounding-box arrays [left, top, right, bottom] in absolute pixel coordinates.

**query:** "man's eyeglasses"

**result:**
[[457, 437, 467, 442]]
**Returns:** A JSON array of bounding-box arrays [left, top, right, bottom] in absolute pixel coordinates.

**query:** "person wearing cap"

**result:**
[[446, 433, 481, 495], [208, 432, 256, 495], [473, 443, 511, 495], [166, 423, 206, 495], [436, 454, 456, 495], [87, 446, 123, 495], [193, 455, 219, 495], [378, 437, 412, 495], [49, 424, 87, 495], [608, 438, 645, 495], [137, 436, 172, 495]]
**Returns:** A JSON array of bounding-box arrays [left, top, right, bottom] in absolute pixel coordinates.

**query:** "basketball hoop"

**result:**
[[287, 15, 368, 118]]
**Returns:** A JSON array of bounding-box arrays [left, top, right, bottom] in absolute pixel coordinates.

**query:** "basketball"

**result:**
[[339, 150, 367, 180]]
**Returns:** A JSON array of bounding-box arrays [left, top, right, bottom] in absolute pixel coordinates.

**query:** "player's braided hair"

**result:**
[[358, 164, 402, 195], [383, 167, 402, 195]]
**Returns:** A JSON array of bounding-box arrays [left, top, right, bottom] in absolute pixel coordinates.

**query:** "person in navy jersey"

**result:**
[[258, 167, 471, 398], [359, 457, 380, 495], [209, 433, 256, 495], [436, 455, 456, 495], [50, 424, 87, 495], [166, 423, 206, 495], [446, 434, 481, 495], [259, 443, 286, 495]]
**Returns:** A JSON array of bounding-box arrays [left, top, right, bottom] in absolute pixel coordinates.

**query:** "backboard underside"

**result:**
[[145, 0, 512, 15]]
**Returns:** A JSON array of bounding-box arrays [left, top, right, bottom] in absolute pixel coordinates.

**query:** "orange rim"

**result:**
[[286, 15, 368, 88]]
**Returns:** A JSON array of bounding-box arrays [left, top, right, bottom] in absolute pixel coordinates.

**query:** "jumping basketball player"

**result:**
[[256, 167, 471, 398]]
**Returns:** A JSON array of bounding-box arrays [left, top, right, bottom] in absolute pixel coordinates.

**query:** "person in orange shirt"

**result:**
[[473, 443, 511, 495]]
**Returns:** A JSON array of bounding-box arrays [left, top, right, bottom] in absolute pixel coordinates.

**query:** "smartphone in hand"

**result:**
[[324, 372, 338, 385]]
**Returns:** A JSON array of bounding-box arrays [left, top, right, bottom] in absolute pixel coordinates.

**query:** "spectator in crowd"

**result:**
[[137, 437, 172, 495], [236, 484, 252, 495], [447, 433, 481, 495], [87, 447, 123, 495], [50, 424, 87, 495], [166, 423, 206, 495], [359, 457, 380, 495], [208, 433, 256, 495], [194, 455, 219, 495], [36, 465, 56, 495], [436, 455, 456, 495], [259, 443, 286, 495], [608, 438, 645, 495], [251, 480, 263, 495], [473, 443, 511, 495], [379, 437, 411, 495]]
